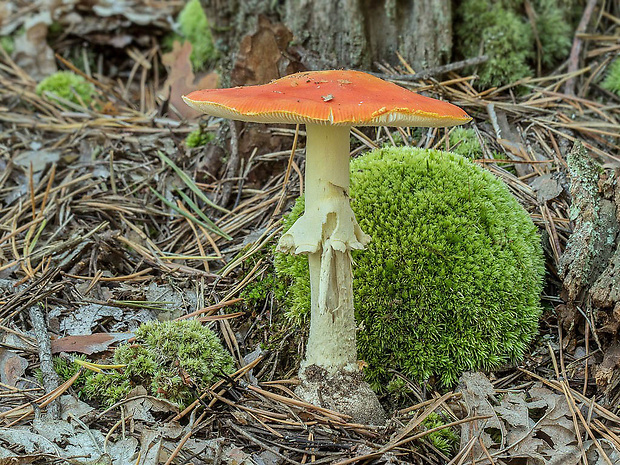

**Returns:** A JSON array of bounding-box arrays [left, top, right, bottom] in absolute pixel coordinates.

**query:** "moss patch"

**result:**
[[455, 0, 574, 88], [165, 0, 217, 71], [423, 412, 460, 454], [185, 127, 215, 148], [36, 71, 95, 107], [449, 127, 483, 159], [276, 147, 545, 388], [0, 36, 14, 56], [56, 320, 235, 408], [601, 58, 620, 96]]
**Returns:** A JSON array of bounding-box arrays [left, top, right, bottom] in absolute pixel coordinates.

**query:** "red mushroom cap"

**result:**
[[183, 70, 471, 127]]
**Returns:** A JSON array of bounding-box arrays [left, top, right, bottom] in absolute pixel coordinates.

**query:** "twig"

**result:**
[[228, 420, 303, 465], [565, 0, 599, 95], [28, 304, 61, 420], [335, 415, 491, 465], [218, 120, 241, 208], [371, 55, 489, 82]]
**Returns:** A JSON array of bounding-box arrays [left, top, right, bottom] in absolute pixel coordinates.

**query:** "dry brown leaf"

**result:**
[[50, 332, 133, 355], [0, 455, 42, 464], [231, 15, 304, 87], [160, 40, 219, 120], [456, 372, 618, 464], [12, 12, 56, 80], [124, 386, 179, 422], [530, 173, 564, 204], [0, 349, 27, 387]]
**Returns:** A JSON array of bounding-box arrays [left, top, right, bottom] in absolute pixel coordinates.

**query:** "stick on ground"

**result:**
[[29, 304, 61, 420]]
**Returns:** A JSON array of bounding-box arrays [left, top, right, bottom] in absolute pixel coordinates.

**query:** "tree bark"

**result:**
[[201, 0, 453, 72], [285, 0, 452, 70]]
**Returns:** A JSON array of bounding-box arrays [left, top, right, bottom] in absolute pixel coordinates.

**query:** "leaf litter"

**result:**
[[457, 372, 620, 464], [0, 0, 619, 464]]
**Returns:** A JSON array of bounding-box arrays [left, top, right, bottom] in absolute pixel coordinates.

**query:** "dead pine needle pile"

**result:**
[[0, 1, 620, 464]]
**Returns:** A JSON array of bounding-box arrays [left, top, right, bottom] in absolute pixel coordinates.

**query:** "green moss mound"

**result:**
[[455, 0, 574, 88], [74, 320, 234, 408], [276, 147, 544, 387], [36, 71, 95, 107], [601, 58, 620, 96]]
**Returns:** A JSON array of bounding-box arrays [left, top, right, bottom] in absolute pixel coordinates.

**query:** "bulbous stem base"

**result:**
[[296, 364, 386, 426]]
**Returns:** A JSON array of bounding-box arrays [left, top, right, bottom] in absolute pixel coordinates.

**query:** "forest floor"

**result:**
[[1, 2, 620, 465]]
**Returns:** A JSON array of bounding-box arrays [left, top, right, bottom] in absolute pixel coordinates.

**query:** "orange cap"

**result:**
[[183, 70, 471, 127]]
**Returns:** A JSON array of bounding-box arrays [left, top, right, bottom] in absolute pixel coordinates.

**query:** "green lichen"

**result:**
[[185, 128, 214, 148], [55, 320, 235, 408], [601, 58, 620, 96], [455, 0, 575, 88], [171, 0, 217, 71], [275, 147, 544, 388], [36, 71, 95, 107]]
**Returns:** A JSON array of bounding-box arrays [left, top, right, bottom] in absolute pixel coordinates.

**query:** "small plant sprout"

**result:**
[[183, 70, 470, 424]]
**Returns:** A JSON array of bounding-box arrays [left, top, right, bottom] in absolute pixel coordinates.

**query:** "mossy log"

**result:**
[[558, 143, 620, 398]]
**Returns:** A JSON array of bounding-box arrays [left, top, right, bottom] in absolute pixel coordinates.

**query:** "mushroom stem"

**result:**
[[277, 124, 370, 372], [305, 247, 356, 370]]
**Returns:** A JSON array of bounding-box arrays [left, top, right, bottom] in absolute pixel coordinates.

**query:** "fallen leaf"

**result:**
[[107, 437, 138, 465], [145, 282, 197, 321], [531, 173, 563, 204], [0, 348, 28, 387], [231, 15, 303, 87], [456, 372, 504, 451], [32, 418, 75, 445], [13, 150, 61, 172], [456, 372, 613, 464], [585, 439, 620, 465], [0, 428, 58, 455], [59, 395, 95, 420], [136, 427, 162, 465], [0, 417, 136, 464], [124, 386, 179, 422], [12, 12, 56, 81], [59, 303, 123, 336], [160, 40, 219, 120], [0, 453, 44, 463], [51, 332, 133, 355]]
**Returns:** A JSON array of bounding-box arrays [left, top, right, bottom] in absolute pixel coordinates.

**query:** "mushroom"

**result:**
[[184, 70, 471, 424]]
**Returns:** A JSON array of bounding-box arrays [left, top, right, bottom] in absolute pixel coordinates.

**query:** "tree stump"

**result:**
[[201, 0, 453, 71]]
